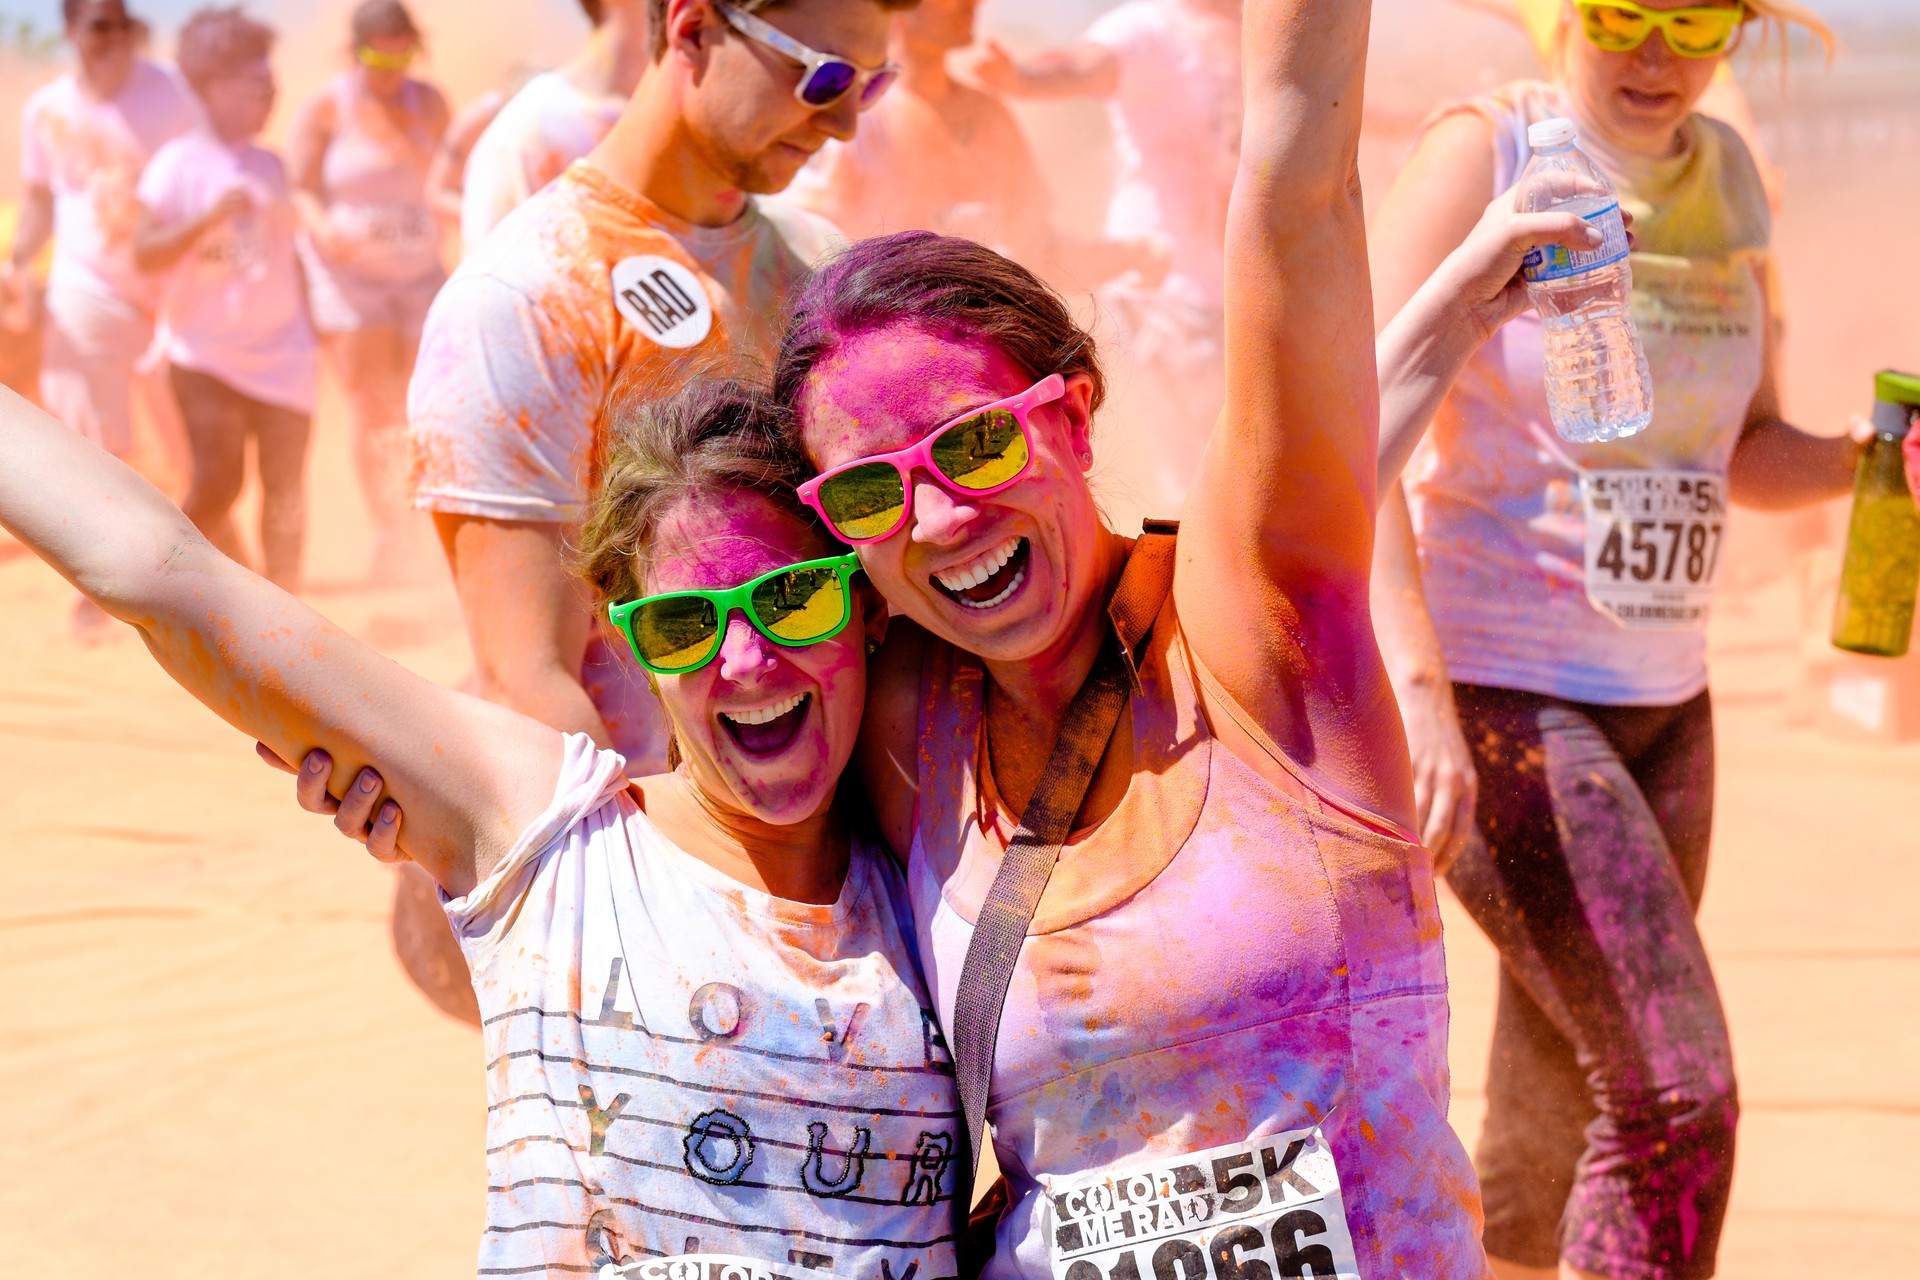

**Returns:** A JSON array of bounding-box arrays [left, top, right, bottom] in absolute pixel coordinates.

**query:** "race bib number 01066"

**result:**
[[1044, 1128, 1358, 1280], [1581, 469, 1726, 631]]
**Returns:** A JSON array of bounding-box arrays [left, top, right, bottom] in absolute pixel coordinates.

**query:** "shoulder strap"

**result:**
[[949, 521, 1178, 1194]]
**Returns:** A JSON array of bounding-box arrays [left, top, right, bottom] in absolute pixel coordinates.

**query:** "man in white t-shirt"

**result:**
[[457, 0, 650, 251], [969, 0, 1241, 515], [5, 0, 200, 460]]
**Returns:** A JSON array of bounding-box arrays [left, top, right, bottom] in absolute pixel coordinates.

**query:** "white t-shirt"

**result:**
[[21, 59, 201, 305], [1084, 0, 1240, 311], [137, 131, 317, 414], [459, 71, 624, 251], [443, 736, 962, 1280]]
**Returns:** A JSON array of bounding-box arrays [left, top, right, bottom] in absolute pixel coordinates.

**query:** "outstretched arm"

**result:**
[[966, 39, 1118, 100], [1176, 0, 1409, 824], [0, 385, 563, 898]]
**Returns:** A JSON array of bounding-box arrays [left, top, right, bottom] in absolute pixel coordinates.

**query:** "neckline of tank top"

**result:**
[[1531, 81, 1702, 206], [566, 159, 769, 250], [621, 783, 874, 927]]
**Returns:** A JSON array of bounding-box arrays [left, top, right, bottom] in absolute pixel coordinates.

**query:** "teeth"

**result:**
[[958, 561, 1026, 610], [935, 537, 1022, 592], [721, 693, 807, 726]]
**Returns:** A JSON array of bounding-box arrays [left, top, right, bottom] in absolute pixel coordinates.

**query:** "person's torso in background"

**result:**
[[138, 131, 316, 414], [407, 161, 839, 770], [446, 737, 961, 1279], [1406, 81, 1772, 706], [458, 70, 625, 252], [313, 71, 441, 281], [21, 59, 201, 307], [1085, 0, 1241, 309]]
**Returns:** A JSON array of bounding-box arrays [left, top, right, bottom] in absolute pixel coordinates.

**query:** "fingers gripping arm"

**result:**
[[0, 385, 562, 897]]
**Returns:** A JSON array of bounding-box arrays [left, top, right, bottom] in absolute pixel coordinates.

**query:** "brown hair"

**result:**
[[648, 0, 921, 64], [176, 7, 275, 95], [576, 374, 825, 612], [771, 230, 1106, 429], [350, 0, 421, 48]]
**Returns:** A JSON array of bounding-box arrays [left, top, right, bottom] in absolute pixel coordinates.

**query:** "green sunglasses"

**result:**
[[607, 553, 863, 676]]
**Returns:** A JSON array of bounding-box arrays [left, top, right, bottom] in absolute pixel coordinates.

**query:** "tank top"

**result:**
[[445, 735, 962, 1280], [313, 72, 441, 281], [1404, 81, 1772, 705], [907, 596, 1488, 1279]]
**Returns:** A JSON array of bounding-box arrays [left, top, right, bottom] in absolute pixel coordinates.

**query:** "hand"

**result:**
[[255, 742, 404, 861], [1421, 190, 1637, 345], [963, 40, 1023, 96], [208, 184, 254, 224], [1396, 677, 1479, 875]]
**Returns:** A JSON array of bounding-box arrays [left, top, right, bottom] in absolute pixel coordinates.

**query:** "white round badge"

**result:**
[[610, 255, 714, 349]]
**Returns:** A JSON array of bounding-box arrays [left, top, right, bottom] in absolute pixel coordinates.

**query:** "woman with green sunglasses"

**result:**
[[1368, 2, 1846, 1278], [0, 374, 960, 1279]]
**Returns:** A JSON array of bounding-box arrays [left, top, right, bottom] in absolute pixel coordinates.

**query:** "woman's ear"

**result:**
[[1060, 372, 1096, 470], [856, 580, 889, 655]]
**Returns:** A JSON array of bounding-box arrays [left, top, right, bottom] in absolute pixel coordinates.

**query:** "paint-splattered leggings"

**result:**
[[1446, 683, 1736, 1280]]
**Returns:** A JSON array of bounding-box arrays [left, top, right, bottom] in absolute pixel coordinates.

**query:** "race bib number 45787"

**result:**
[[1043, 1128, 1359, 1280], [1580, 469, 1727, 631]]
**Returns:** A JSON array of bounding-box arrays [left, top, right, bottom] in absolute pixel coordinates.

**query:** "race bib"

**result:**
[[1044, 1127, 1359, 1280], [1522, 201, 1630, 283], [612, 254, 715, 349], [1580, 469, 1727, 630], [601, 1255, 844, 1280]]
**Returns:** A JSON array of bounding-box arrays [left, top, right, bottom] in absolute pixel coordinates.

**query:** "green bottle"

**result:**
[[1832, 370, 1920, 657]]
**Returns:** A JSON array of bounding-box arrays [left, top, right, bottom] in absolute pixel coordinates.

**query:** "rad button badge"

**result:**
[[612, 255, 714, 349]]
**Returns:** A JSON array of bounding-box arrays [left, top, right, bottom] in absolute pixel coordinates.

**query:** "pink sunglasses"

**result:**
[[797, 374, 1065, 545]]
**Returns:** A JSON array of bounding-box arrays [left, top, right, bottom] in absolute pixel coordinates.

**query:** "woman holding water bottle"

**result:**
[[1369, 2, 1859, 1277]]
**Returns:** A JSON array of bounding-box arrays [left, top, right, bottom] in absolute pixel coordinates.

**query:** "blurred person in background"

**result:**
[[422, 64, 531, 250], [386, 0, 909, 1023], [789, 0, 1164, 291], [134, 6, 316, 593], [1369, 3, 1856, 1278], [5, 0, 199, 635], [456, 0, 652, 252], [288, 0, 447, 579], [968, 0, 1240, 513]]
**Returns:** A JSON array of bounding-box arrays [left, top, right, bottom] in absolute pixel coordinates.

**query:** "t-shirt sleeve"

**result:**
[[458, 123, 532, 249], [407, 270, 605, 522], [134, 140, 184, 220]]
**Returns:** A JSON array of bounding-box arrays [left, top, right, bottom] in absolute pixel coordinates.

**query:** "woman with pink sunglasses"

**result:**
[[766, 0, 1542, 1274]]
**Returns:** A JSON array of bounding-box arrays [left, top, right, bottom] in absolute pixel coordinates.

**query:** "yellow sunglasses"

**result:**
[[1576, 0, 1745, 59], [356, 45, 417, 72]]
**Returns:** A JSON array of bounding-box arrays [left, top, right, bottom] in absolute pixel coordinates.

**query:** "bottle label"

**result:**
[[1580, 469, 1726, 630], [1523, 202, 1631, 282]]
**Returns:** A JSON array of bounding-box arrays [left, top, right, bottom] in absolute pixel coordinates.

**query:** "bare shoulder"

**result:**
[[855, 618, 933, 860]]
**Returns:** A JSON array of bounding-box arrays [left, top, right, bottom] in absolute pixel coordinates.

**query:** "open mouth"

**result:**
[[932, 536, 1030, 611], [719, 692, 811, 756], [1619, 87, 1679, 112]]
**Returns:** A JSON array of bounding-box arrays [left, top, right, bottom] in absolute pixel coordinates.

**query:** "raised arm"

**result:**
[[0, 384, 562, 898], [1175, 0, 1408, 823], [966, 38, 1118, 100]]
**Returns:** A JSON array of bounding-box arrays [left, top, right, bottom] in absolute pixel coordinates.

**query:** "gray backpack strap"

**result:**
[[949, 522, 1178, 1192]]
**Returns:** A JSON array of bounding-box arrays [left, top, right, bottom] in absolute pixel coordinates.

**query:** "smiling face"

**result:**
[[682, 0, 893, 193], [68, 0, 135, 89], [643, 487, 872, 825], [1562, 0, 1737, 153], [358, 31, 419, 95], [796, 323, 1107, 665]]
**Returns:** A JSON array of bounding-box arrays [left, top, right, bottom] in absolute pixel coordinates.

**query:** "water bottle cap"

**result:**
[[1876, 369, 1920, 409], [1528, 118, 1577, 151]]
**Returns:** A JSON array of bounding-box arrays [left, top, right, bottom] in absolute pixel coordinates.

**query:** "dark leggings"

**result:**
[[169, 365, 312, 589], [1446, 683, 1735, 1280]]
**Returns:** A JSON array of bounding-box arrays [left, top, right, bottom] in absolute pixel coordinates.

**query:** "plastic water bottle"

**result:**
[[1832, 370, 1920, 657], [1516, 118, 1653, 443]]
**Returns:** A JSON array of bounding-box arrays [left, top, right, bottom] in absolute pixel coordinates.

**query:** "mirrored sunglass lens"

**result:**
[[633, 596, 720, 671], [859, 68, 897, 107], [930, 409, 1030, 491], [753, 566, 847, 643], [1666, 11, 1737, 54], [800, 60, 857, 106], [818, 463, 906, 540], [1582, 4, 1649, 48]]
